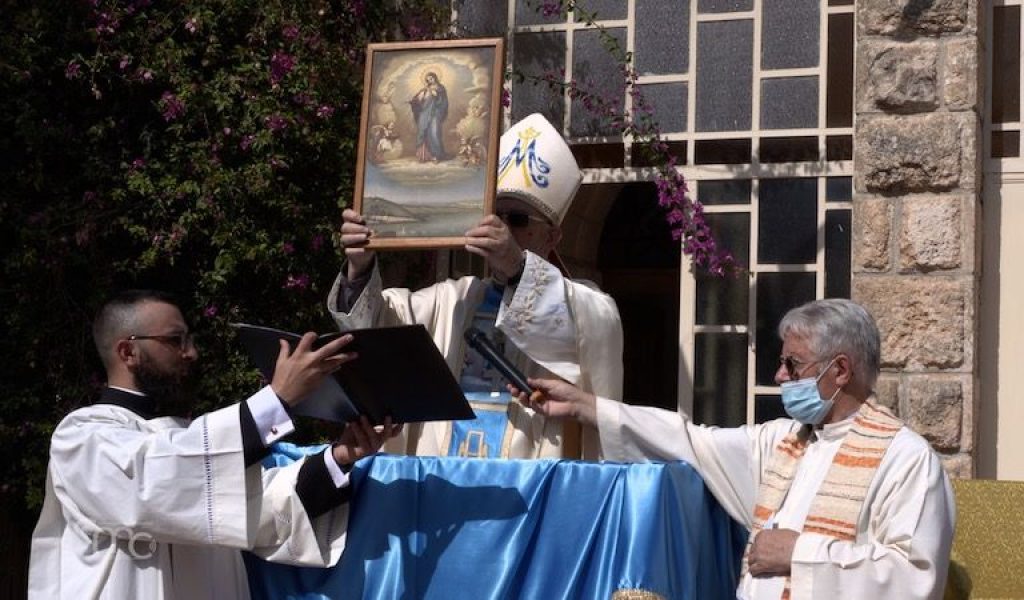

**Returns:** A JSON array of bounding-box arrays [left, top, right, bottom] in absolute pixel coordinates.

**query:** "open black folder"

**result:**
[[233, 323, 474, 424]]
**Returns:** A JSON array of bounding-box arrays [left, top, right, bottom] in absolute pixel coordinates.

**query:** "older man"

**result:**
[[516, 298, 955, 599], [29, 289, 399, 599], [329, 113, 623, 460]]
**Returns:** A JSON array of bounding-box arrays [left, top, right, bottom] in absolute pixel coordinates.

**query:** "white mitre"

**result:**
[[496, 113, 582, 225]]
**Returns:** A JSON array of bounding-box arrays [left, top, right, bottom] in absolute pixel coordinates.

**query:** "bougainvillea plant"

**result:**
[[0, 0, 448, 512]]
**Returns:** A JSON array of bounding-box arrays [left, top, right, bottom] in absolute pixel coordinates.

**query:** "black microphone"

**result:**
[[463, 326, 533, 394]]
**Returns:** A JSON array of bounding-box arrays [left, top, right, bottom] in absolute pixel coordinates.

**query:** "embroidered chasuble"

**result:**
[[328, 251, 624, 459]]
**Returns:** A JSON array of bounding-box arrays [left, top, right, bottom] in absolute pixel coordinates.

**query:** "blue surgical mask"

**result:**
[[780, 358, 840, 425]]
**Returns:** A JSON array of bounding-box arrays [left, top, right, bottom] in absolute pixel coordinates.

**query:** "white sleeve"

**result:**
[[596, 396, 795, 527], [246, 386, 295, 444]]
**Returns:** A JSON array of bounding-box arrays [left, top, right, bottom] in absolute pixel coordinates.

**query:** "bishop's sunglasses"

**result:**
[[497, 210, 548, 228]]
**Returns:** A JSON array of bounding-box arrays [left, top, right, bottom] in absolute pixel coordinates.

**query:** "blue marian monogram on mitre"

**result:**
[[497, 126, 551, 188]]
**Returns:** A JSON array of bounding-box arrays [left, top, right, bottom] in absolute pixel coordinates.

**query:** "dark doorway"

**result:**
[[597, 182, 681, 410]]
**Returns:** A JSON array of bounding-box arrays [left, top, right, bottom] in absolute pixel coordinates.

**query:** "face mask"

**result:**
[[780, 358, 840, 425]]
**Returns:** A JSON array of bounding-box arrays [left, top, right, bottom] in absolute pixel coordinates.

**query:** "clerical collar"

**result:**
[[94, 386, 158, 420]]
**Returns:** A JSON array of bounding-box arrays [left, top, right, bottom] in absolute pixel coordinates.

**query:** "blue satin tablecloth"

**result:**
[[245, 446, 747, 599]]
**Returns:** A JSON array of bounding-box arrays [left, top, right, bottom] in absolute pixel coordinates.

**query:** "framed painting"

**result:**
[[352, 37, 505, 249]]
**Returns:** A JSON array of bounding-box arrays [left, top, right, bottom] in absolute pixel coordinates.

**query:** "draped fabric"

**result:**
[[245, 445, 746, 599]]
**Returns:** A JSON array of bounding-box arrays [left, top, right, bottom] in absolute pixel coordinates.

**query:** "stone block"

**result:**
[[940, 452, 973, 479], [943, 37, 978, 110], [874, 375, 900, 414], [899, 195, 963, 271], [855, 277, 969, 370], [904, 376, 965, 450], [859, 0, 970, 37], [853, 196, 893, 271], [857, 40, 938, 113], [856, 113, 969, 194]]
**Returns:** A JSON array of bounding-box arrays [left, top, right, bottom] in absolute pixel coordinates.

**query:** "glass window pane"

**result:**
[[572, 28, 628, 136], [699, 0, 753, 12], [755, 394, 788, 423], [696, 19, 753, 132], [695, 139, 752, 164], [638, 82, 688, 133], [516, 0, 566, 25], [583, 0, 628, 20], [695, 333, 749, 427], [755, 272, 816, 385], [826, 12, 854, 128], [992, 131, 1021, 158], [826, 135, 853, 160], [454, 0, 508, 36], [992, 6, 1021, 123], [825, 209, 851, 299], [635, 0, 690, 74], [758, 178, 817, 264], [761, 77, 819, 129], [698, 179, 751, 205], [826, 177, 852, 202], [571, 143, 625, 168], [762, 0, 819, 69], [696, 213, 750, 325], [760, 137, 819, 163], [512, 32, 566, 125], [632, 141, 688, 167]]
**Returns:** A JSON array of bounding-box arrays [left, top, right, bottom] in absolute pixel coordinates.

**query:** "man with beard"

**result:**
[[29, 289, 400, 599]]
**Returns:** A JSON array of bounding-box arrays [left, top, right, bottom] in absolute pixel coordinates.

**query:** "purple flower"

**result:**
[[541, 1, 562, 17], [311, 234, 325, 251], [501, 88, 511, 108], [203, 305, 218, 318], [315, 105, 335, 119], [65, 61, 81, 80], [264, 114, 288, 131], [239, 134, 255, 150], [184, 17, 198, 33], [82, 191, 97, 202], [282, 241, 295, 255], [270, 52, 295, 85], [160, 91, 185, 121], [282, 24, 300, 40], [118, 55, 132, 70], [131, 157, 146, 169], [284, 274, 310, 290]]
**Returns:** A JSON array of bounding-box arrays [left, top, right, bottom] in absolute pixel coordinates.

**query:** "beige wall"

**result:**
[[979, 177, 1024, 480]]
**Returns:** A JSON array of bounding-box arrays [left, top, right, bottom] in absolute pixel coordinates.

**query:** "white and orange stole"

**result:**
[[742, 401, 903, 598]]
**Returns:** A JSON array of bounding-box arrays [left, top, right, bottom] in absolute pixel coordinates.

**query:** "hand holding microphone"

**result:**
[[463, 327, 546, 405]]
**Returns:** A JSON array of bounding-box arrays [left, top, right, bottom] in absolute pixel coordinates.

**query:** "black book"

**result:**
[[233, 323, 474, 424]]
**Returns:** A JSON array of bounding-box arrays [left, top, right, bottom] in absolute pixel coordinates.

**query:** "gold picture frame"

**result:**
[[352, 38, 505, 249]]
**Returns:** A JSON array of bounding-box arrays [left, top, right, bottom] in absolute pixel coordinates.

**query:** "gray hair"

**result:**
[[777, 298, 881, 389], [92, 290, 180, 369]]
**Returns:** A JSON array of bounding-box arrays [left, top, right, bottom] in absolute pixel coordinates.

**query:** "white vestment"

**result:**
[[328, 251, 623, 459], [595, 397, 955, 600], [29, 389, 349, 600]]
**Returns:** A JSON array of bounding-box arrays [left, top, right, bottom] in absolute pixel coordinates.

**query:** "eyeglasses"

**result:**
[[128, 332, 195, 352], [497, 211, 548, 228], [779, 355, 818, 379]]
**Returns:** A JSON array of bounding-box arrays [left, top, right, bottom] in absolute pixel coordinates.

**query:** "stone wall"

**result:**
[[853, 0, 982, 478]]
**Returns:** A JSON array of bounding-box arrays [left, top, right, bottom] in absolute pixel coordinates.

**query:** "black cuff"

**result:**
[[296, 451, 353, 519], [240, 401, 272, 468]]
